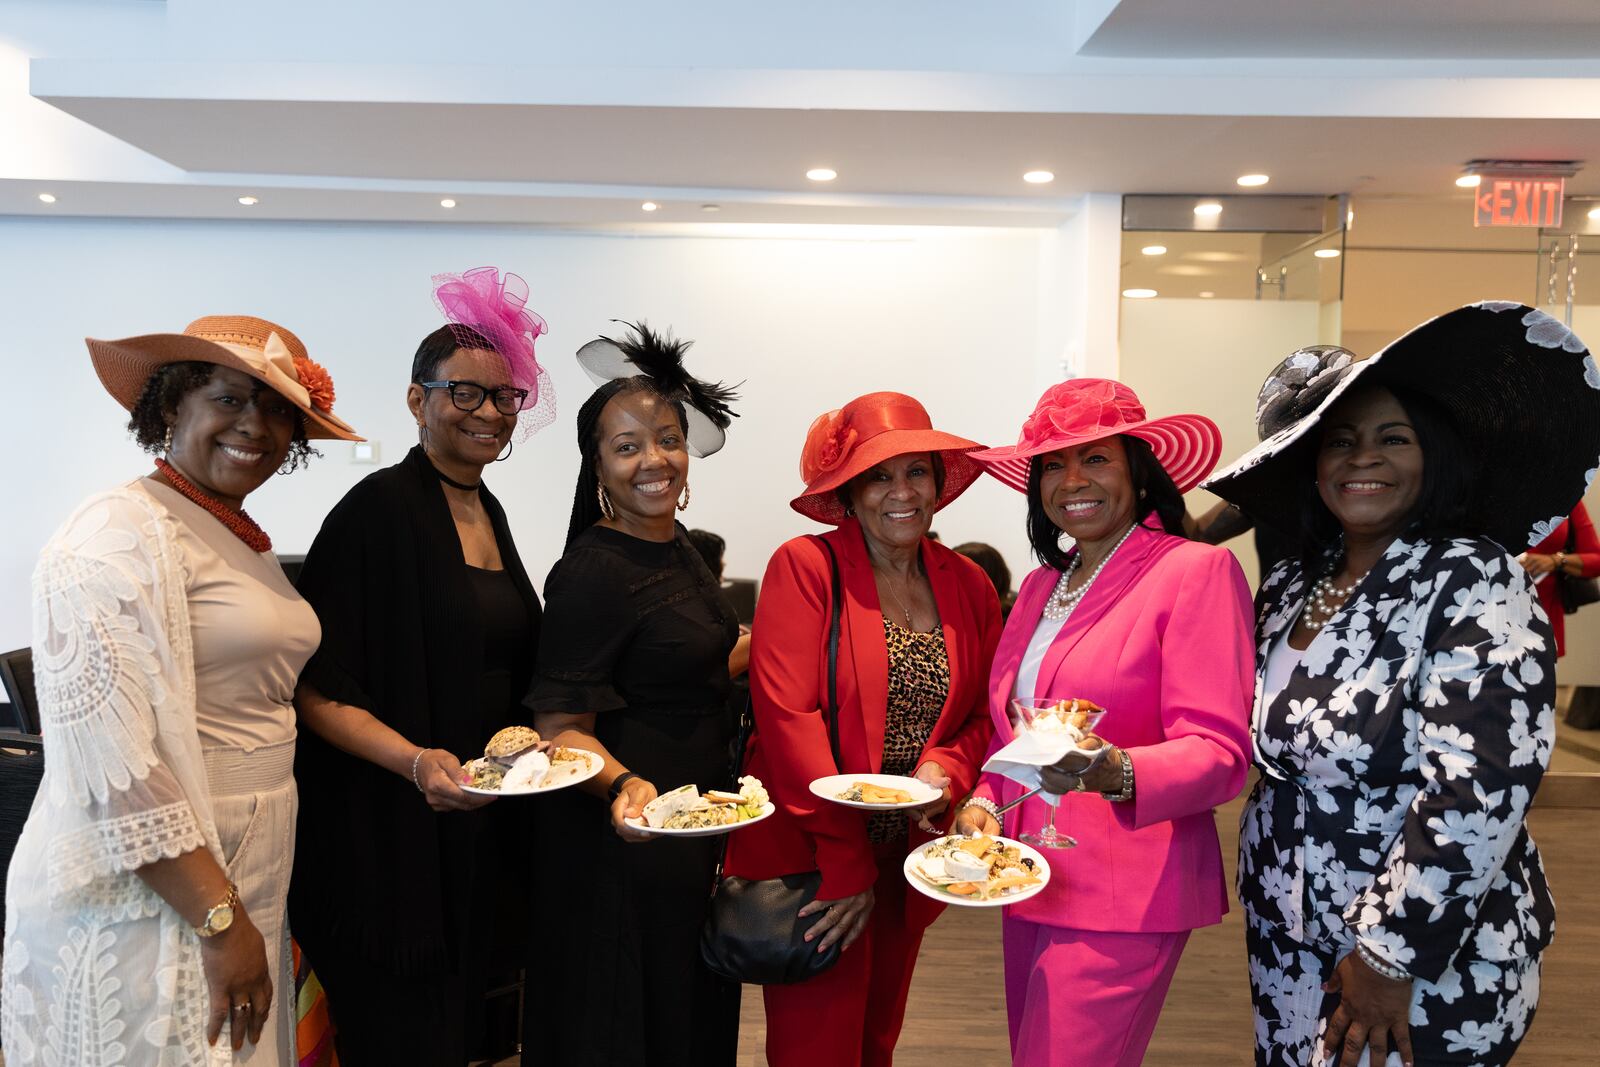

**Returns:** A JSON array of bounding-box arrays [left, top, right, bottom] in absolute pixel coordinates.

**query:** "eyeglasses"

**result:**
[[419, 380, 529, 416]]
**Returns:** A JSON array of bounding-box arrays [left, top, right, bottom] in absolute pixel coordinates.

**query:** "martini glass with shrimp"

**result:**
[[1008, 697, 1108, 849]]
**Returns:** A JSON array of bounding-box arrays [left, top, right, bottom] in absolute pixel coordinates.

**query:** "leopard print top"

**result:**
[[868, 616, 950, 843]]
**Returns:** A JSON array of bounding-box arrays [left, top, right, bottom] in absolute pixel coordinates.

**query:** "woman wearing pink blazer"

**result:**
[[954, 379, 1255, 1067]]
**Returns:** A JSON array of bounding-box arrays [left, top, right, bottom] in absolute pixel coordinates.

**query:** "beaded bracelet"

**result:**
[[410, 748, 429, 792], [1355, 940, 1411, 982], [959, 796, 1001, 821]]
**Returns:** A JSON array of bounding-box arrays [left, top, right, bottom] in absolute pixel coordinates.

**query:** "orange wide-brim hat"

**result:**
[[87, 315, 363, 441], [790, 392, 985, 526]]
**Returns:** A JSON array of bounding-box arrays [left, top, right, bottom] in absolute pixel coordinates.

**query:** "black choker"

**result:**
[[426, 457, 481, 492]]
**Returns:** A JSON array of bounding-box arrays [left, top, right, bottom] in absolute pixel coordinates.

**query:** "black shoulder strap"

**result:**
[[814, 535, 844, 769]]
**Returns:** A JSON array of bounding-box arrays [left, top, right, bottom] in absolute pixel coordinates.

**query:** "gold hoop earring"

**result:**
[[163, 426, 173, 452], [597, 483, 616, 520], [677, 483, 691, 512]]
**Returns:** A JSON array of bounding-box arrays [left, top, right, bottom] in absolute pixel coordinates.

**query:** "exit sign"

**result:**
[[1475, 175, 1565, 227]]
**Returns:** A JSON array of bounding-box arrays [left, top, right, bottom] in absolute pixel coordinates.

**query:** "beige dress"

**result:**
[[2, 480, 318, 1067]]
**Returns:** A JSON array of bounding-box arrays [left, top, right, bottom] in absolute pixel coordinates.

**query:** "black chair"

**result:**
[[277, 553, 306, 587], [722, 577, 758, 627], [0, 648, 38, 736], [0, 729, 43, 943]]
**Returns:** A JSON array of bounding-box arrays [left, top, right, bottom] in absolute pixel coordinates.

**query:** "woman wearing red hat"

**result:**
[[953, 378, 1254, 1067], [723, 392, 1002, 1067]]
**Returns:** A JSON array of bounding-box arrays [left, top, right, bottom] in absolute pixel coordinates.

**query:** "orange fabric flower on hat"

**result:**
[[292, 354, 337, 413], [799, 408, 859, 483]]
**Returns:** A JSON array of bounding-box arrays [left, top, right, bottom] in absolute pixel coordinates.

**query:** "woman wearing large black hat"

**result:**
[[1205, 302, 1600, 1067]]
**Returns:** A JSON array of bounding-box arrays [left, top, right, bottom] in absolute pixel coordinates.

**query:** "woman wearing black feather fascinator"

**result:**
[[522, 322, 744, 1066]]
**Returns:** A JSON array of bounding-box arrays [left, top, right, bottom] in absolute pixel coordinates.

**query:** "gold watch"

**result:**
[[196, 882, 240, 938]]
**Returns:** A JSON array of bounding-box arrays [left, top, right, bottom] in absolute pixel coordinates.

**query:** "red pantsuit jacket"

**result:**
[[723, 520, 1002, 929]]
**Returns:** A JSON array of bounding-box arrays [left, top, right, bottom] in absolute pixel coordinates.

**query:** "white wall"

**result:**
[[0, 217, 1053, 649], [1118, 297, 1326, 586]]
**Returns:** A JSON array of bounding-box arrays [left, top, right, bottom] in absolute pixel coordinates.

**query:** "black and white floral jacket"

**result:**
[[1238, 534, 1557, 983]]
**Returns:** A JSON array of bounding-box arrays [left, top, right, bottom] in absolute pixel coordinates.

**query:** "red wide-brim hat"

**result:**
[[791, 392, 985, 526], [971, 378, 1220, 493]]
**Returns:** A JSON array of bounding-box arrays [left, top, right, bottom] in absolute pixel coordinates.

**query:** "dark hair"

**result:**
[[834, 451, 948, 515], [1293, 383, 1480, 570], [686, 529, 726, 579], [565, 377, 691, 548], [411, 324, 497, 384], [1025, 434, 1188, 570], [952, 542, 1011, 598], [127, 361, 316, 473]]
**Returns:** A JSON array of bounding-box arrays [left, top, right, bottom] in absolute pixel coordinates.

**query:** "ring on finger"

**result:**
[[233, 1003, 251, 1013]]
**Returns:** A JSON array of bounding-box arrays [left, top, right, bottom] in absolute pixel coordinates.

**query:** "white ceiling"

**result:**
[[1078, 0, 1600, 58], [9, 1, 1600, 227]]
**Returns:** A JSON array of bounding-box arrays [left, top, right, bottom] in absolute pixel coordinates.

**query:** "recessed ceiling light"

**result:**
[[439, 198, 457, 208], [701, 204, 721, 213], [1193, 202, 1223, 217], [1141, 244, 1168, 256], [1122, 288, 1158, 299], [237, 196, 259, 206], [1456, 174, 1482, 188], [641, 201, 659, 212], [1588, 207, 1600, 220], [1313, 248, 1342, 259], [37, 192, 56, 204], [1236, 174, 1270, 187], [806, 168, 837, 182], [1198, 291, 1216, 299], [1023, 170, 1055, 184]]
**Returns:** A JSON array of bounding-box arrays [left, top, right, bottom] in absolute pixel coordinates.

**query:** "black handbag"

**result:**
[[1557, 522, 1600, 614], [700, 537, 844, 985]]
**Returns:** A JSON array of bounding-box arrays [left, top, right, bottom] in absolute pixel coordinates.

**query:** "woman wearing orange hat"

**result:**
[[1, 316, 361, 1065], [721, 392, 1002, 1067]]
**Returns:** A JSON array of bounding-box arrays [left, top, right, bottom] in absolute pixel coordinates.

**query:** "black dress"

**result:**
[[523, 523, 740, 1067], [290, 446, 541, 1066]]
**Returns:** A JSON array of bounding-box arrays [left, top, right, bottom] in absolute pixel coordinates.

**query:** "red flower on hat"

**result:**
[[800, 408, 859, 483], [292, 354, 337, 412], [1018, 379, 1139, 450]]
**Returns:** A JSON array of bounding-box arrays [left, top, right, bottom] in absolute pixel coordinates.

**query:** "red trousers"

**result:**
[[762, 843, 927, 1067]]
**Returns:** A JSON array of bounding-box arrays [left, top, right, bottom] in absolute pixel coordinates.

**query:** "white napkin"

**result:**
[[982, 730, 1106, 797]]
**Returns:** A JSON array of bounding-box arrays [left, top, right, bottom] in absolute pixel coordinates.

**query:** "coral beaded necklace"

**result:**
[[154, 458, 273, 553]]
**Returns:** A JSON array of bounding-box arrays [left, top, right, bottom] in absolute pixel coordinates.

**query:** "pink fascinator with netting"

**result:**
[[431, 266, 556, 436]]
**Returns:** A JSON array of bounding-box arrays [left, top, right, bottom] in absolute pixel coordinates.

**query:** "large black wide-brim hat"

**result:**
[[1204, 301, 1600, 553]]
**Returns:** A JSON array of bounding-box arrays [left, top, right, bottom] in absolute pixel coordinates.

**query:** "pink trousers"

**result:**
[[1002, 917, 1190, 1067]]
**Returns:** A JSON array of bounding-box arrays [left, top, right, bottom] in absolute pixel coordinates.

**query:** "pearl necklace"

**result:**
[[1042, 523, 1137, 621], [1302, 571, 1359, 632]]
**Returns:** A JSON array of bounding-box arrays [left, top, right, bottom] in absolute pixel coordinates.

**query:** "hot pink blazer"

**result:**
[[971, 522, 1254, 932]]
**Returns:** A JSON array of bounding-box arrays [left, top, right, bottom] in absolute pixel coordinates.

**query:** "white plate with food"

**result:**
[[902, 833, 1050, 908], [458, 726, 603, 796], [623, 777, 775, 837], [810, 773, 941, 811]]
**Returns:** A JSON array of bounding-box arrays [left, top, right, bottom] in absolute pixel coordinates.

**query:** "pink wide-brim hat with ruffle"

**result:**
[[972, 378, 1220, 493]]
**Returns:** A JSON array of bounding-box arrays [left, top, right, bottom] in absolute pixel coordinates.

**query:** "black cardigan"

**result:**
[[288, 445, 542, 974]]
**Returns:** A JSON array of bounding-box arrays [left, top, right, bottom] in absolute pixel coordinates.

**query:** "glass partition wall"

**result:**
[[1119, 192, 1600, 794]]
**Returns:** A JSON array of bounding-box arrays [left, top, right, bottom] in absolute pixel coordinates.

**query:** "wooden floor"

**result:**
[[733, 795, 1600, 1066]]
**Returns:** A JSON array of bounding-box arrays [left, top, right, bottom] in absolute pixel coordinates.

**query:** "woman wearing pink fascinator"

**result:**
[[951, 378, 1255, 1067], [289, 268, 552, 1064]]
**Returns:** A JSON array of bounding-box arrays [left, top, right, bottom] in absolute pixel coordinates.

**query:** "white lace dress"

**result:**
[[1, 484, 314, 1066]]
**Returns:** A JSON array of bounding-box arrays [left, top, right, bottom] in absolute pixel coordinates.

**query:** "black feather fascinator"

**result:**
[[575, 320, 739, 457]]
